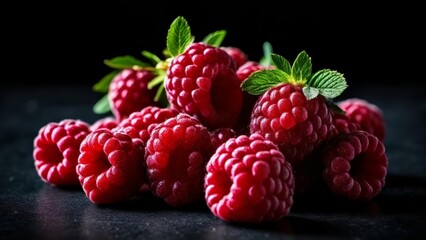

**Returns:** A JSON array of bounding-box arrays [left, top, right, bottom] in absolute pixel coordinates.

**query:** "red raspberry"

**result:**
[[90, 117, 118, 131], [205, 133, 295, 223], [76, 128, 145, 204], [221, 46, 248, 68], [109, 69, 158, 122], [338, 98, 386, 141], [165, 42, 243, 130], [33, 119, 91, 186], [209, 127, 237, 150], [116, 106, 179, 144], [145, 113, 213, 207], [250, 83, 333, 165], [321, 130, 388, 201]]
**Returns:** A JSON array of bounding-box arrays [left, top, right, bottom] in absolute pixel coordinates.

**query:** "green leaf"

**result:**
[[302, 86, 320, 100], [292, 51, 312, 83], [308, 69, 347, 98], [271, 53, 291, 74], [259, 41, 273, 66], [93, 94, 111, 114], [167, 16, 192, 57], [92, 71, 118, 93], [202, 30, 226, 47], [104, 55, 149, 69], [148, 73, 166, 89], [326, 99, 346, 115], [241, 69, 289, 95], [141, 50, 162, 65]]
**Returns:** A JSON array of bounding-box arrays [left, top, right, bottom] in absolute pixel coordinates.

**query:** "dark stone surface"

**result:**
[[1, 84, 425, 239]]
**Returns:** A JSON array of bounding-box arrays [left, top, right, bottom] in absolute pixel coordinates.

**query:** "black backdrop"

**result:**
[[5, 1, 422, 87]]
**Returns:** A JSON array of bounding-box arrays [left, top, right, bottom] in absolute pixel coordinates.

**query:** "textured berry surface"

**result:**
[[321, 130, 388, 201], [90, 117, 119, 131], [76, 128, 145, 204], [209, 127, 237, 150], [250, 83, 333, 164], [221, 46, 248, 68], [165, 42, 243, 130], [33, 119, 91, 186], [205, 133, 295, 223], [109, 69, 157, 122], [330, 112, 361, 136], [338, 98, 386, 141], [145, 113, 213, 207], [116, 106, 179, 144]]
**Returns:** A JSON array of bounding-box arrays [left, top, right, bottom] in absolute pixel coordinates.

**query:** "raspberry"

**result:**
[[165, 42, 243, 130], [90, 117, 119, 131], [321, 130, 388, 201], [109, 69, 158, 122], [209, 127, 237, 150], [250, 83, 333, 165], [338, 98, 386, 141], [76, 128, 145, 204], [221, 46, 248, 68], [33, 119, 91, 186], [205, 133, 295, 223], [145, 113, 213, 207], [116, 106, 179, 144]]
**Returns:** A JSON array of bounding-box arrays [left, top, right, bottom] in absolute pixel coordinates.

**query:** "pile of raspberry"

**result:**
[[32, 17, 388, 224]]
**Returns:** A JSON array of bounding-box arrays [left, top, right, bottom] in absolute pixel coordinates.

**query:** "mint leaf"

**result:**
[[104, 55, 149, 69], [308, 69, 347, 98], [202, 30, 226, 47], [241, 69, 289, 95], [92, 71, 118, 93], [302, 86, 320, 100], [153, 83, 169, 107], [259, 41, 273, 66], [271, 53, 291, 74], [93, 94, 111, 114], [167, 16, 192, 57], [292, 51, 312, 83], [141, 50, 162, 65]]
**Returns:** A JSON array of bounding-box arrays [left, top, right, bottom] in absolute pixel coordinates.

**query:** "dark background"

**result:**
[[5, 1, 423, 88]]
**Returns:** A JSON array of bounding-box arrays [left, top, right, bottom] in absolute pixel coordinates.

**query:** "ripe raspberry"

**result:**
[[209, 127, 237, 150], [145, 113, 213, 207], [221, 46, 248, 68], [250, 83, 333, 164], [116, 106, 179, 144], [33, 119, 91, 186], [243, 51, 347, 165], [90, 117, 119, 131], [321, 130, 388, 201], [76, 128, 145, 204], [338, 98, 386, 141], [109, 69, 158, 122], [205, 133, 295, 223], [165, 42, 243, 130]]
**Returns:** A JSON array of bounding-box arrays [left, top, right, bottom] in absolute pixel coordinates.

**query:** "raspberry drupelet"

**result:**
[[33, 119, 91, 186], [205, 133, 295, 223]]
